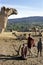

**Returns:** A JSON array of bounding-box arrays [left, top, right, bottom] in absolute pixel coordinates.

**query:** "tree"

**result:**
[[32, 27, 37, 35]]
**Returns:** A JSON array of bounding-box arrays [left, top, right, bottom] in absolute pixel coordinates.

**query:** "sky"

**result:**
[[0, 0, 43, 19]]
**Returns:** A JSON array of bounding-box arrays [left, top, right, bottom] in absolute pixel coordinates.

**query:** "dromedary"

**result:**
[[0, 6, 17, 32]]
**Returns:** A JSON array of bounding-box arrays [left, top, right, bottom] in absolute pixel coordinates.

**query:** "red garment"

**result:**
[[24, 46, 27, 57], [27, 37, 35, 48], [21, 46, 27, 57], [31, 39, 35, 47], [27, 37, 32, 48]]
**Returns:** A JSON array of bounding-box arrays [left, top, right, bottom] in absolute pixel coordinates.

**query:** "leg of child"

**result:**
[[40, 49, 42, 57]]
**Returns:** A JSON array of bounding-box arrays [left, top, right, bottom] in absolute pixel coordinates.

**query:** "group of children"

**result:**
[[21, 34, 42, 59]]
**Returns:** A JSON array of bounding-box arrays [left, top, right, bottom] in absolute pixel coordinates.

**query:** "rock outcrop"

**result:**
[[0, 6, 17, 32]]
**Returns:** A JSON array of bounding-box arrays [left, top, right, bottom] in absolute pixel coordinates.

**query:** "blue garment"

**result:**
[[37, 41, 42, 52]]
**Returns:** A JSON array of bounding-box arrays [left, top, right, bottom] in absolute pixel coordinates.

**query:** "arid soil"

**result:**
[[0, 32, 43, 65]]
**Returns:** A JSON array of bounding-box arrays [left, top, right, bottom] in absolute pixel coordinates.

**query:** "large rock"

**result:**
[[0, 6, 17, 32]]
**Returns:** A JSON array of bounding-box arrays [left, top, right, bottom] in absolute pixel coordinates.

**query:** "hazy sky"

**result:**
[[0, 0, 43, 19]]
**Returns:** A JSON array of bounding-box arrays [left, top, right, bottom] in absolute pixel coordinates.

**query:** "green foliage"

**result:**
[[6, 21, 31, 32], [6, 16, 43, 32]]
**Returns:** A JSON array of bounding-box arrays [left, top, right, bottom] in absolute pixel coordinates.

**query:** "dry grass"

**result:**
[[0, 32, 43, 65]]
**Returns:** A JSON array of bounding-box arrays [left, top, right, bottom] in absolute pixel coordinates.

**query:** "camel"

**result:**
[[0, 6, 17, 33]]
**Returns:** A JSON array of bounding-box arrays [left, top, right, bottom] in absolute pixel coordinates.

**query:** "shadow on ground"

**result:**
[[0, 54, 26, 60], [0, 54, 38, 61]]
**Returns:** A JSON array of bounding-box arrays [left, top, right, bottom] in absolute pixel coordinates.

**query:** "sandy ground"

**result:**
[[0, 32, 43, 65]]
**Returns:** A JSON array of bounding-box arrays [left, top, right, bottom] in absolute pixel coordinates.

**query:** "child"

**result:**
[[37, 38, 42, 57], [21, 44, 27, 59]]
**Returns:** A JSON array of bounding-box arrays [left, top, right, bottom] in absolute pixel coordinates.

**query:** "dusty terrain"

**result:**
[[0, 32, 43, 65]]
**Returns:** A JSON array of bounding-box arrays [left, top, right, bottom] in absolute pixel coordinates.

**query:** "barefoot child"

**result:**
[[21, 44, 27, 59], [37, 38, 42, 57]]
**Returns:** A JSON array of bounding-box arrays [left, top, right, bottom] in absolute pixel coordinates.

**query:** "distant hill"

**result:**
[[6, 16, 43, 32], [8, 16, 43, 24]]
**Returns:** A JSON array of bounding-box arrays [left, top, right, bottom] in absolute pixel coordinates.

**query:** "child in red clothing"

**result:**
[[21, 44, 27, 59]]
